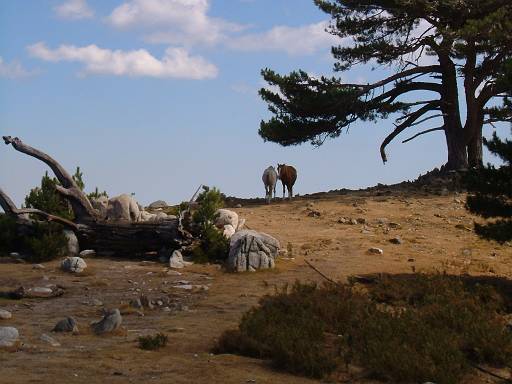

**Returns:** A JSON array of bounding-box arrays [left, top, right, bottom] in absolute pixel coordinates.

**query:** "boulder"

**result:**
[[79, 249, 96, 258], [106, 194, 141, 222], [90, 196, 109, 219], [0, 309, 12, 320], [228, 230, 280, 272], [63, 229, 79, 257], [28, 287, 54, 297], [91, 308, 122, 335], [215, 209, 238, 231], [169, 250, 187, 269], [53, 317, 79, 333], [223, 224, 236, 239], [61, 257, 87, 273], [0, 327, 19, 348], [148, 200, 168, 209]]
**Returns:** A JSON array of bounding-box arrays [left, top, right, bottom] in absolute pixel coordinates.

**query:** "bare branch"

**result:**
[[402, 126, 445, 143]]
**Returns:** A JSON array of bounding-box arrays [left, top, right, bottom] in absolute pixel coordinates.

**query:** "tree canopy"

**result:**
[[259, 0, 512, 170]]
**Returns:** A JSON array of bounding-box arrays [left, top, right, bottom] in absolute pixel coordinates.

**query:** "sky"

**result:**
[[0, 0, 509, 207]]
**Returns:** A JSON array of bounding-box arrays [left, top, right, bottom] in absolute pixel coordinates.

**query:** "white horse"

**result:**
[[262, 166, 278, 203]]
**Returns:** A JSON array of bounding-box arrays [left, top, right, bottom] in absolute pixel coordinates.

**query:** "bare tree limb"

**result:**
[[3, 136, 99, 222], [402, 126, 445, 143]]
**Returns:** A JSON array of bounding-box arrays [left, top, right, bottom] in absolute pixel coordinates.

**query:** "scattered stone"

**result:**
[[307, 210, 321, 217], [337, 217, 347, 224], [91, 309, 122, 335], [79, 250, 96, 258], [53, 317, 78, 333], [61, 257, 87, 273], [40, 333, 60, 347], [388, 222, 401, 229], [92, 299, 103, 306], [235, 204, 242, 208], [227, 230, 280, 272], [407, 258, 415, 262], [0, 326, 19, 348], [148, 200, 168, 209], [130, 298, 143, 309], [356, 218, 366, 224], [63, 229, 79, 257], [214, 209, 239, 230], [28, 287, 53, 297], [368, 247, 384, 255], [389, 236, 402, 245], [455, 224, 472, 231], [9, 252, 21, 258], [0, 309, 12, 320], [169, 250, 185, 269], [173, 285, 193, 290], [376, 218, 388, 225], [140, 295, 154, 310], [350, 219, 358, 225], [166, 270, 182, 276]]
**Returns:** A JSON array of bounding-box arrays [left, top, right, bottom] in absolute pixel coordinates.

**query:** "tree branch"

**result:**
[[3, 136, 99, 222], [401, 126, 445, 143]]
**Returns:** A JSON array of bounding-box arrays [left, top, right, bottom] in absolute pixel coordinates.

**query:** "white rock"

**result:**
[[223, 224, 236, 239], [0, 309, 12, 320], [91, 309, 122, 335], [32, 264, 45, 270], [228, 230, 280, 272], [40, 333, 60, 347], [79, 250, 96, 257], [29, 287, 53, 297], [215, 209, 239, 230], [148, 200, 168, 209], [368, 247, 384, 255], [169, 250, 185, 269], [0, 327, 19, 348], [61, 257, 87, 273]]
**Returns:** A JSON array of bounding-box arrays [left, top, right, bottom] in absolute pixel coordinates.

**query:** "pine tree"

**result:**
[[465, 131, 512, 242], [259, 0, 512, 170]]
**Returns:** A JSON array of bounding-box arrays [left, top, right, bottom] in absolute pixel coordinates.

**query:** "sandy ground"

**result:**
[[1, 189, 511, 384]]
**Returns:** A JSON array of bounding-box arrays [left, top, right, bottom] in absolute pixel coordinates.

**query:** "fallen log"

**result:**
[[2, 136, 191, 257]]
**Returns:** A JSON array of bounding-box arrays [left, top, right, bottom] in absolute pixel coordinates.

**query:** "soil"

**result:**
[[1, 187, 511, 384]]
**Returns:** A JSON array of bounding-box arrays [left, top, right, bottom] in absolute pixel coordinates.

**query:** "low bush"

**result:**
[[0, 214, 20, 256], [215, 274, 512, 383], [138, 333, 168, 350]]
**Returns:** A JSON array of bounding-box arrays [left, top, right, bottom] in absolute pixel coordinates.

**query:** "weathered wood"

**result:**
[[3, 136, 99, 221], [2, 136, 191, 258]]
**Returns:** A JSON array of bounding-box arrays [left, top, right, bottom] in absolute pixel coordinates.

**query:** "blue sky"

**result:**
[[0, 0, 508, 207]]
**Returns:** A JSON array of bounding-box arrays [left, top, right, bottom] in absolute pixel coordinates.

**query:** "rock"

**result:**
[[91, 309, 122, 335], [91, 195, 109, 219], [79, 250, 96, 257], [215, 209, 239, 230], [148, 200, 168, 209], [29, 287, 53, 297], [389, 236, 402, 244], [32, 264, 45, 270], [139, 295, 154, 310], [169, 250, 185, 269], [9, 252, 21, 258], [63, 229, 79, 257], [337, 217, 348, 224], [376, 218, 388, 225], [106, 194, 141, 222], [130, 298, 143, 309], [40, 333, 60, 347], [368, 247, 384, 255], [53, 317, 79, 333], [61, 257, 87, 273], [388, 222, 401, 229], [307, 210, 321, 217], [0, 327, 19, 348], [227, 230, 280, 272], [92, 299, 103, 306], [0, 309, 12, 320], [356, 217, 366, 224], [235, 204, 242, 208], [223, 224, 236, 239], [350, 218, 358, 225]]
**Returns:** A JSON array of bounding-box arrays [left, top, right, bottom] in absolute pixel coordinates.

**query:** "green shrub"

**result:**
[[138, 333, 168, 350], [25, 171, 73, 220], [189, 186, 229, 263], [24, 222, 68, 262], [216, 275, 512, 383], [0, 214, 20, 256]]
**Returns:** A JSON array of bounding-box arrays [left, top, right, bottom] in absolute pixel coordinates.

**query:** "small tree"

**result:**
[[25, 171, 73, 220], [465, 131, 512, 242]]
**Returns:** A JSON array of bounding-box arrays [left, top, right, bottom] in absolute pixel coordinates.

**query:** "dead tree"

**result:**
[[1, 136, 190, 257]]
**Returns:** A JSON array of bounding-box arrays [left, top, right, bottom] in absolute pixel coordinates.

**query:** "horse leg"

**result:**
[[288, 185, 293, 200], [282, 183, 285, 199]]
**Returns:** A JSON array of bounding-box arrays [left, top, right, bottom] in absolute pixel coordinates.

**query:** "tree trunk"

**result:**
[[2, 136, 191, 258], [444, 128, 468, 170], [467, 133, 483, 168]]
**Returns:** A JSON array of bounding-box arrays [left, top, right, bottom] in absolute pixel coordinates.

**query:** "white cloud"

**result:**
[[54, 0, 94, 20], [226, 21, 340, 55], [108, 0, 245, 46], [0, 57, 36, 79], [27, 42, 218, 79]]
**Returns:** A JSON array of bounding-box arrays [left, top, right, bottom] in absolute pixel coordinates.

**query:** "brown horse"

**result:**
[[277, 164, 297, 200]]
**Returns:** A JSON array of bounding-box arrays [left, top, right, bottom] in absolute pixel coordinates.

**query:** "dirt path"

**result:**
[[1, 190, 511, 383]]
